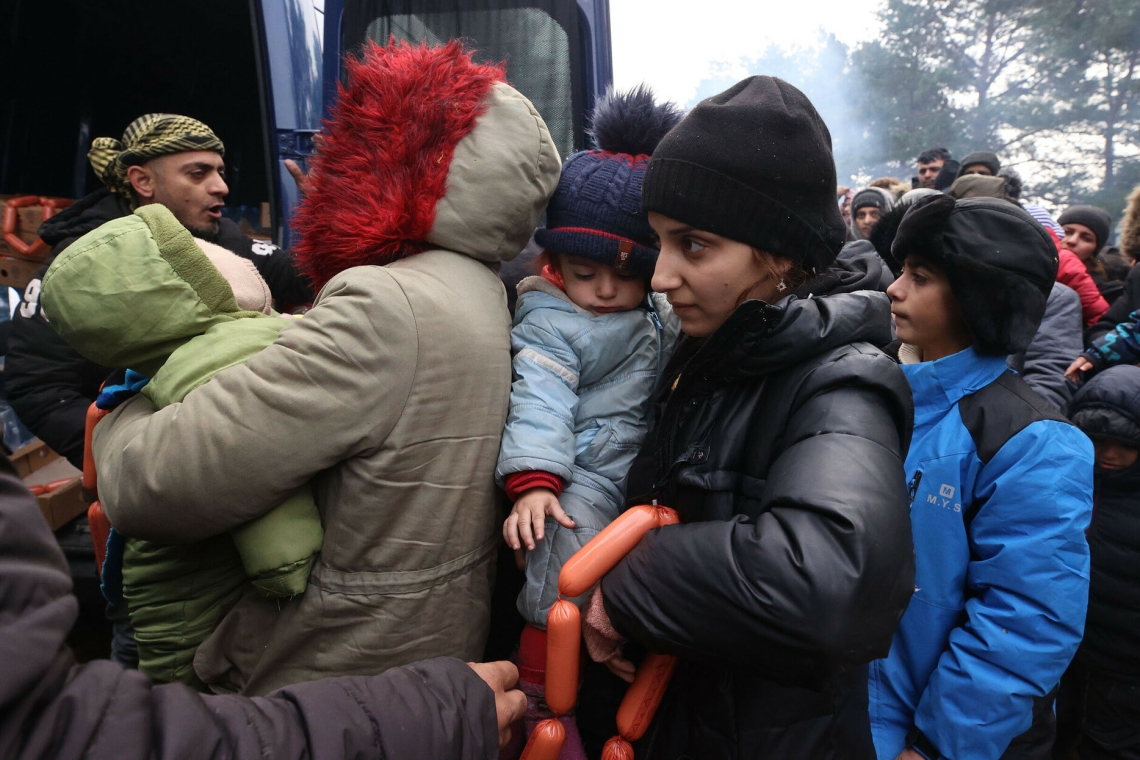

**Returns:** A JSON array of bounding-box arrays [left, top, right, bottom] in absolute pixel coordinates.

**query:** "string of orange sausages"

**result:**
[[520, 505, 680, 760]]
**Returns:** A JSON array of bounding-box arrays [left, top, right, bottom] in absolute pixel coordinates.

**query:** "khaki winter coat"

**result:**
[[92, 82, 561, 694]]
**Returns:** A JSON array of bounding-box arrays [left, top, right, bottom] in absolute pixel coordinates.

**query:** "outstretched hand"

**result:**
[[503, 488, 576, 553], [468, 661, 527, 748], [1065, 355, 1094, 382], [284, 159, 308, 195]]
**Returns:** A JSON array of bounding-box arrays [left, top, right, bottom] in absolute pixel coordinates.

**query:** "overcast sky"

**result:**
[[611, 0, 886, 107]]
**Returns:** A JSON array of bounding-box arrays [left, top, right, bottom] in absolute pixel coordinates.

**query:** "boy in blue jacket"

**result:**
[[870, 195, 1094, 760]]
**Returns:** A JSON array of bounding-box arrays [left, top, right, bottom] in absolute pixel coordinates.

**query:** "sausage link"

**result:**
[[545, 599, 581, 715], [616, 652, 678, 741], [520, 718, 566, 760]]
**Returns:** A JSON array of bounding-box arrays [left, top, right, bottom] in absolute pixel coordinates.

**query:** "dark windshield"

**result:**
[[343, 0, 585, 159]]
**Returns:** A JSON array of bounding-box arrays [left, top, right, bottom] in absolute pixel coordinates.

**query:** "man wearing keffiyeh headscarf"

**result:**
[[86, 113, 229, 236], [5, 113, 314, 671], [5, 113, 312, 523]]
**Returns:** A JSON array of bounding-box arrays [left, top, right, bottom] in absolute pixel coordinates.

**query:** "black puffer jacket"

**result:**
[[1069, 366, 1140, 677], [603, 249, 916, 759], [4, 189, 312, 467]]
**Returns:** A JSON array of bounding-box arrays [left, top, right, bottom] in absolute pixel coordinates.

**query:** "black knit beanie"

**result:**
[[1058, 205, 1113, 251], [956, 151, 1001, 178], [892, 195, 1058, 355], [641, 76, 846, 274]]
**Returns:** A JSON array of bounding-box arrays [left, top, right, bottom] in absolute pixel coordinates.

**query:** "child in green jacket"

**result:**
[[42, 203, 322, 686]]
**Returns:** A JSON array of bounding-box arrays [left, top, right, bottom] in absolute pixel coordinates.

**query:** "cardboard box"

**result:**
[[0, 254, 42, 290], [25, 456, 87, 531], [10, 439, 59, 478], [12, 442, 88, 530]]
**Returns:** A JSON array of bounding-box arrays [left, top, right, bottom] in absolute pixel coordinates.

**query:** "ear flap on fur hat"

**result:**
[[943, 254, 1046, 356]]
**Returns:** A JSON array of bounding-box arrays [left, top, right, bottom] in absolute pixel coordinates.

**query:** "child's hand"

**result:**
[[1065, 355, 1094, 382], [503, 488, 576, 553]]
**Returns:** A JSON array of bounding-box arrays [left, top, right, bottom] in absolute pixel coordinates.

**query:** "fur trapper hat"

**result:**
[[891, 194, 1058, 355], [534, 85, 682, 278], [1121, 185, 1140, 262]]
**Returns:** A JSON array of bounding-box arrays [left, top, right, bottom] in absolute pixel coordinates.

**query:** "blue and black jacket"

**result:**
[[869, 346, 1093, 760], [1083, 309, 1140, 373]]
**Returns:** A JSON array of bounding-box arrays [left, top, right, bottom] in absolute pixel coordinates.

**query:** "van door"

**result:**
[[253, 0, 325, 246]]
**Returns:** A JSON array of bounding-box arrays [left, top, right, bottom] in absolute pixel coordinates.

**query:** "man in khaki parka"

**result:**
[[80, 41, 560, 694]]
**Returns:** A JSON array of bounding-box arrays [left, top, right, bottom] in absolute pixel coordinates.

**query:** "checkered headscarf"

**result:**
[[88, 114, 225, 197]]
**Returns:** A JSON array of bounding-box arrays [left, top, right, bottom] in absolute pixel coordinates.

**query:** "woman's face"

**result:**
[[1061, 223, 1098, 262], [649, 212, 783, 338]]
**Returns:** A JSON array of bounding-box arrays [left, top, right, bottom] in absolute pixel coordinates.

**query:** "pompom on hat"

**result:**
[[533, 85, 683, 279]]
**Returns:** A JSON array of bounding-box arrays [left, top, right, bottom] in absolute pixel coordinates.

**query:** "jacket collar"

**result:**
[[679, 290, 893, 387], [900, 346, 1008, 414]]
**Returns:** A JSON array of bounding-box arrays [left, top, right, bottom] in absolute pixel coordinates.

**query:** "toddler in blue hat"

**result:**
[[495, 86, 681, 756]]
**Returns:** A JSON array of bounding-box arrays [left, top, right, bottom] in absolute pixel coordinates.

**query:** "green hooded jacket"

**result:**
[[42, 204, 323, 686]]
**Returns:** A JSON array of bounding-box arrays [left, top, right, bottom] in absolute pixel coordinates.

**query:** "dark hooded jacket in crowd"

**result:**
[[602, 248, 916, 759], [0, 450, 503, 760], [3, 188, 312, 468], [1069, 366, 1140, 677]]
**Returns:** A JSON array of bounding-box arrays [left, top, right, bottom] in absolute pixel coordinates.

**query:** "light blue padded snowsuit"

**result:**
[[496, 275, 678, 627]]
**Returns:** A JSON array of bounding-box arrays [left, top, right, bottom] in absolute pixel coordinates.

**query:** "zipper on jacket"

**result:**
[[649, 306, 665, 387], [907, 470, 923, 504]]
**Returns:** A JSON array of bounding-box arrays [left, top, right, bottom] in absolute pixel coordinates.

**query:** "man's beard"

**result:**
[[185, 220, 221, 240]]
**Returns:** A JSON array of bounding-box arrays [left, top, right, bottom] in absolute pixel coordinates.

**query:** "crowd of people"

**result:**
[[2, 39, 1139, 760]]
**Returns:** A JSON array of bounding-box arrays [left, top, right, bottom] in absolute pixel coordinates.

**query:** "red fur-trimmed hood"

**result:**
[[293, 40, 561, 292]]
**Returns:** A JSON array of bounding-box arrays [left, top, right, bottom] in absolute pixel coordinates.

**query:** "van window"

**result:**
[[343, 1, 585, 160]]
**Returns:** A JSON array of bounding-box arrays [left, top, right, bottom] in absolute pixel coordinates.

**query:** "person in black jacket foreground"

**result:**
[[1054, 367, 1140, 760], [0, 450, 525, 760], [577, 76, 916, 759], [4, 113, 312, 471]]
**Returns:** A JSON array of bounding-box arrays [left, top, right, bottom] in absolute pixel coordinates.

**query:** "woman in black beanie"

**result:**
[[580, 76, 916, 759]]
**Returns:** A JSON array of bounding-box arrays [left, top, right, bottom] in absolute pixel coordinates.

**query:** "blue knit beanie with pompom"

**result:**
[[534, 85, 682, 278]]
